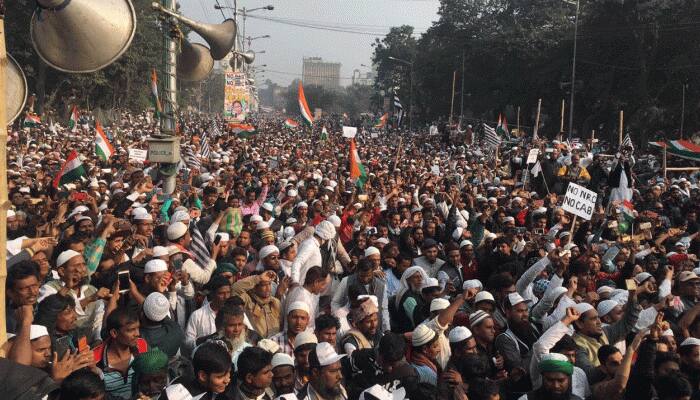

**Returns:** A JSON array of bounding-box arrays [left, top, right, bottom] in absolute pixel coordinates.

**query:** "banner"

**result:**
[[129, 148, 148, 163], [224, 71, 249, 122], [562, 182, 597, 220], [342, 126, 357, 138]]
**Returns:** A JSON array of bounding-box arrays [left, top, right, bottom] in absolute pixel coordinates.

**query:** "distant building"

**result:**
[[352, 69, 375, 86], [302, 57, 341, 89]]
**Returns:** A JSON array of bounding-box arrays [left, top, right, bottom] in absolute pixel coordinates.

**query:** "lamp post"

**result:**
[[564, 0, 579, 140], [388, 56, 414, 132], [214, 4, 272, 50]]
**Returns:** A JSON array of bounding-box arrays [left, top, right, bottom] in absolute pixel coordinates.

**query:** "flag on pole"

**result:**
[[321, 126, 328, 141], [648, 140, 700, 162], [49, 118, 57, 134], [350, 139, 368, 188], [183, 146, 202, 170], [53, 150, 87, 188], [22, 113, 41, 127], [374, 113, 388, 128], [496, 114, 509, 138], [618, 200, 635, 233], [531, 160, 542, 177], [284, 118, 299, 129], [95, 120, 115, 162], [483, 123, 501, 148], [68, 106, 79, 132], [298, 82, 314, 126], [151, 68, 162, 118], [621, 133, 634, 152], [200, 130, 211, 159], [394, 94, 404, 126], [228, 122, 257, 138]]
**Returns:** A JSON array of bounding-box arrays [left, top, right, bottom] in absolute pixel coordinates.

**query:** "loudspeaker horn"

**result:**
[[178, 41, 214, 82], [228, 51, 255, 69], [30, 0, 137, 73], [7, 54, 28, 124], [152, 2, 236, 61]]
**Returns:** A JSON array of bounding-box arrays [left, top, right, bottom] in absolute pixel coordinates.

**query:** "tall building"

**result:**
[[302, 57, 341, 89]]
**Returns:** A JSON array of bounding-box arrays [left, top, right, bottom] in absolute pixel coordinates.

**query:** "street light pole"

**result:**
[[567, 0, 579, 140]]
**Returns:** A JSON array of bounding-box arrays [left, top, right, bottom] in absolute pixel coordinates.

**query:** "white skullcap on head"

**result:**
[[167, 221, 188, 240], [287, 301, 310, 316], [7, 210, 15, 218], [327, 215, 342, 228], [681, 337, 700, 347], [314, 220, 336, 240], [462, 279, 483, 290], [152, 246, 170, 258], [250, 215, 263, 223], [56, 250, 81, 267], [143, 292, 170, 322], [29, 325, 49, 340], [412, 324, 437, 347], [460, 240, 473, 248], [215, 232, 230, 242], [171, 210, 190, 223], [271, 353, 295, 369], [452, 227, 463, 241], [132, 207, 152, 221], [259, 245, 279, 260], [574, 302, 594, 315], [364, 246, 380, 257], [430, 298, 450, 312], [257, 221, 270, 230], [448, 326, 473, 343], [596, 300, 619, 318], [145, 259, 168, 274]]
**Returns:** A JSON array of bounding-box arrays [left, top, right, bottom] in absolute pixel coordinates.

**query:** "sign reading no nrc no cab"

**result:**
[[562, 182, 598, 220]]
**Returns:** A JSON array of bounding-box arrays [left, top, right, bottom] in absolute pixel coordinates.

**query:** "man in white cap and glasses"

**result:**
[[297, 342, 347, 400], [495, 292, 540, 390]]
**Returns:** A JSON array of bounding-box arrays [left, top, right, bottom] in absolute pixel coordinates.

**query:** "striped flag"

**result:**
[[483, 123, 501, 148], [298, 82, 314, 126], [95, 120, 115, 162], [284, 118, 299, 129], [53, 150, 87, 188], [151, 68, 162, 118], [621, 133, 634, 153], [23, 113, 41, 127], [496, 114, 509, 138], [189, 221, 212, 270], [68, 106, 79, 132], [183, 146, 202, 170], [199, 130, 211, 160], [394, 94, 404, 126]]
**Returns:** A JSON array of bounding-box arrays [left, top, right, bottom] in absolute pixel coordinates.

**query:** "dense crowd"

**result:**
[[3, 110, 700, 400]]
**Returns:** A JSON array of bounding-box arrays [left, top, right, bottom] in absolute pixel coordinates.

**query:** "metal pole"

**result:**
[[409, 63, 414, 132], [680, 83, 686, 139], [460, 50, 465, 124], [242, 7, 246, 52], [567, 0, 579, 140], [0, 1, 10, 352], [160, 0, 178, 194]]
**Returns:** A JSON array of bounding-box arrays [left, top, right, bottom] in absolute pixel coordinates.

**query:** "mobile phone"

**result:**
[[78, 336, 89, 353], [118, 270, 130, 293], [214, 235, 222, 245], [71, 192, 88, 202], [639, 222, 652, 230], [625, 279, 637, 291], [54, 336, 72, 358], [533, 228, 545, 235]]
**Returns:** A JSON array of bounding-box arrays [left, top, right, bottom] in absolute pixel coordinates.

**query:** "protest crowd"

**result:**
[[3, 109, 700, 400]]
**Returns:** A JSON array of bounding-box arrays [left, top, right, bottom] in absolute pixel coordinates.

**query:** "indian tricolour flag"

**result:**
[[298, 82, 314, 126], [496, 113, 509, 137], [95, 120, 115, 162], [52, 150, 87, 189], [68, 106, 79, 132], [320, 126, 328, 141], [350, 139, 368, 188], [374, 113, 388, 128], [151, 68, 162, 118], [228, 122, 257, 138], [284, 118, 299, 129], [23, 113, 41, 127], [618, 200, 635, 232]]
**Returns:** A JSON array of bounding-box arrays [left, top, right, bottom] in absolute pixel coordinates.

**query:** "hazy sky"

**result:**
[[180, 0, 440, 86]]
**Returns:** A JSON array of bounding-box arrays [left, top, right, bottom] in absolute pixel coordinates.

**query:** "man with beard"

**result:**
[[470, 310, 506, 379], [412, 239, 445, 278], [232, 270, 281, 338], [678, 337, 700, 393], [571, 283, 643, 378], [38, 250, 109, 342], [293, 331, 318, 391], [185, 275, 231, 351], [340, 297, 381, 355], [197, 300, 260, 358], [271, 353, 296, 397], [519, 353, 582, 400], [298, 342, 348, 400], [270, 301, 312, 357], [409, 324, 442, 386], [495, 292, 541, 393]]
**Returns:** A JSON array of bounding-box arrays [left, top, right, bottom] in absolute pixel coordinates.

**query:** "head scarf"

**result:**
[[395, 266, 429, 309]]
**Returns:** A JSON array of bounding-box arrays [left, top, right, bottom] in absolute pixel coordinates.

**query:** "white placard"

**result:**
[[342, 126, 357, 138], [431, 165, 441, 176], [129, 148, 148, 163], [526, 148, 540, 164], [562, 182, 598, 220]]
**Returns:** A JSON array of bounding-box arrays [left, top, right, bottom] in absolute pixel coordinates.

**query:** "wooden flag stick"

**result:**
[[619, 110, 624, 146], [393, 137, 403, 171], [534, 98, 542, 139], [590, 130, 595, 151], [570, 214, 578, 236], [560, 99, 565, 133], [449, 70, 457, 125], [516, 106, 521, 137]]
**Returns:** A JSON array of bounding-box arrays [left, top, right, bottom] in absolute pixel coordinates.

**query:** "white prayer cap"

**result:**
[[364, 246, 380, 257], [287, 301, 310, 316], [259, 245, 280, 260], [430, 298, 450, 312], [596, 300, 619, 318], [448, 326, 473, 343], [144, 259, 168, 274], [56, 250, 81, 267]]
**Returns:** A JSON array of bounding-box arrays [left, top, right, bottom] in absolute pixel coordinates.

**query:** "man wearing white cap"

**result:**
[[168, 221, 217, 285], [410, 324, 441, 386], [270, 301, 312, 357], [495, 292, 540, 388], [331, 258, 390, 333], [291, 221, 336, 285], [297, 342, 347, 400], [571, 284, 644, 376], [271, 352, 296, 398], [38, 249, 109, 341]]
